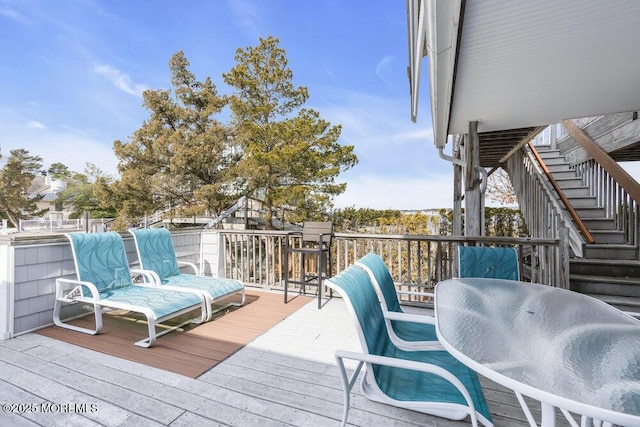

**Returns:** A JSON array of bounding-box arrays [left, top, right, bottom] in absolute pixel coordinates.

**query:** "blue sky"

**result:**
[[0, 0, 457, 210]]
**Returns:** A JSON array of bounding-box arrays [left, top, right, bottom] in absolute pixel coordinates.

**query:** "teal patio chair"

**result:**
[[325, 266, 493, 427], [54, 232, 207, 347], [129, 228, 245, 321], [354, 253, 440, 350], [458, 246, 520, 280]]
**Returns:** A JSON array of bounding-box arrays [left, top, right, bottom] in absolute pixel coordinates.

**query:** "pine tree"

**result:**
[[223, 36, 357, 228], [0, 149, 47, 227], [104, 51, 235, 227]]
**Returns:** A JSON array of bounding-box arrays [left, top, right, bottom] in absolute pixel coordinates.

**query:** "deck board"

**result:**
[[1, 289, 579, 426]]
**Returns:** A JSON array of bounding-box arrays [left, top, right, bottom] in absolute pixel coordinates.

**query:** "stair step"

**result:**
[[583, 243, 638, 260], [571, 274, 640, 295], [555, 177, 585, 188], [571, 258, 640, 277], [590, 230, 627, 244], [566, 195, 598, 208], [574, 206, 605, 217], [536, 147, 561, 156], [561, 186, 591, 198], [544, 158, 570, 167], [551, 170, 579, 180], [581, 217, 616, 230]]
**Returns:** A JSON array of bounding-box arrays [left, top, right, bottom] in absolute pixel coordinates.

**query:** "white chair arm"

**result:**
[[130, 268, 162, 285], [383, 311, 435, 325], [56, 278, 101, 301], [397, 289, 434, 299], [177, 261, 199, 275]]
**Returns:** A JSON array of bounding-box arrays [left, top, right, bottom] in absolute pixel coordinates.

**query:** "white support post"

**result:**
[[0, 244, 14, 340]]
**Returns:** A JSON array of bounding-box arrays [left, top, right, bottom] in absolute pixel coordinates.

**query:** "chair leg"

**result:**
[[335, 356, 364, 427], [53, 300, 103, 336], [284, 244, 290, 304], [300, 252, 306, 295], [318, 251, 323, 309]]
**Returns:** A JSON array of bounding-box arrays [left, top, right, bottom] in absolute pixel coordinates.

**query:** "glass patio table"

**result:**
[[434, 278, 640, 427]]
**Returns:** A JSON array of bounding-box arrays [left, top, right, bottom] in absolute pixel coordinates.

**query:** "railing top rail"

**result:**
[[215, 228, 559, 246], [333, 233, 558, 245]]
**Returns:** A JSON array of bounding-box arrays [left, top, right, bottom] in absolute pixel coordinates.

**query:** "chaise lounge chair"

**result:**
[[325, 265, 494, 427], [129, 228, 245, 321], [54, 232, 207, 347], [354, 253, 440, 350]]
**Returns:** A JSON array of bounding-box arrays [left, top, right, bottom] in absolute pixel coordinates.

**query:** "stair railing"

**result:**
[[562, 120, 640, 249], [506, 147, 583, 259], [573, 159, 639, 247], [528, 144, 595, 245]]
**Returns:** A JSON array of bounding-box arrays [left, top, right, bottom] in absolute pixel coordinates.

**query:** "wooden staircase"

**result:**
[[536, 146, 640, 313]]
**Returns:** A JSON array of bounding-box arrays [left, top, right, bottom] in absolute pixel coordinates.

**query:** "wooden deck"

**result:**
[[33, 290, 309, 378], [0, 289, 574, 426]]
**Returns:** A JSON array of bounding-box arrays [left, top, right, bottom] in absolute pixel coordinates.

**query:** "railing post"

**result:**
[[558, 227, 571, 289], [0, 243, 14, 340]]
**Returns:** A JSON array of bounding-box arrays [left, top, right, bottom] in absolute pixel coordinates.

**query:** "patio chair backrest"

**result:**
[[129, 228, 181, 279], [301, 221, 333, 247], [355, 253, 402, 313], [66, 232, 134, 294], [325, 266, 391, 357], [458, 246, 519, 280]]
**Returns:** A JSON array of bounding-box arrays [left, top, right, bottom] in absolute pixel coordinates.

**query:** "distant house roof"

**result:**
[[28, 176, 67, 201]]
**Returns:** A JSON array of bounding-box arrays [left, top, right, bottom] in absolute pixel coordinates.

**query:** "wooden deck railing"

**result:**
[[527, 143, 595, 244], [573, 159, 640, 247], [219, 230, 569, 307], [506, 148, 582, 259]]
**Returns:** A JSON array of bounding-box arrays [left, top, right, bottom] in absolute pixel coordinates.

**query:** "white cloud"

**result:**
[[27, 120, 45, 129], [228, 0, 261, 39], [93, 64, 147, 97], [375, 55, 395, 86], [0, 111, 119, 177], [0, 3, 26, 23]]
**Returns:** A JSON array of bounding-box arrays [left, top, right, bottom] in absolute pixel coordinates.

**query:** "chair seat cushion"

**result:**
[[97, 285, 202, 319], [162, 274, 244, 299]]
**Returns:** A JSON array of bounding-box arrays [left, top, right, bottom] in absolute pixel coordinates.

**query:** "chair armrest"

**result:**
[[383, 311, 435, 325], [177, 261, 199, 275], [130, 268, 161, 285], [56, 278, 100, 301], [397, 290, 434, 299]]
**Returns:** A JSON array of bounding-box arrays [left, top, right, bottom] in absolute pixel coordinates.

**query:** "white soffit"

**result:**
[[444, 0, 640, 139]]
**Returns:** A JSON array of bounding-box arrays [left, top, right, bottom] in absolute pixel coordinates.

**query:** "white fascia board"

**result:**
[[425, 0, 463, 148]]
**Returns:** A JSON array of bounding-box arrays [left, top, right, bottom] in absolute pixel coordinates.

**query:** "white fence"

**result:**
[[18, 219, 112, 233]]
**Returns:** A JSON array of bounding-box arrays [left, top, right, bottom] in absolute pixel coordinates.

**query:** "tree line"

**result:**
[[329, 207, 528, 237]]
